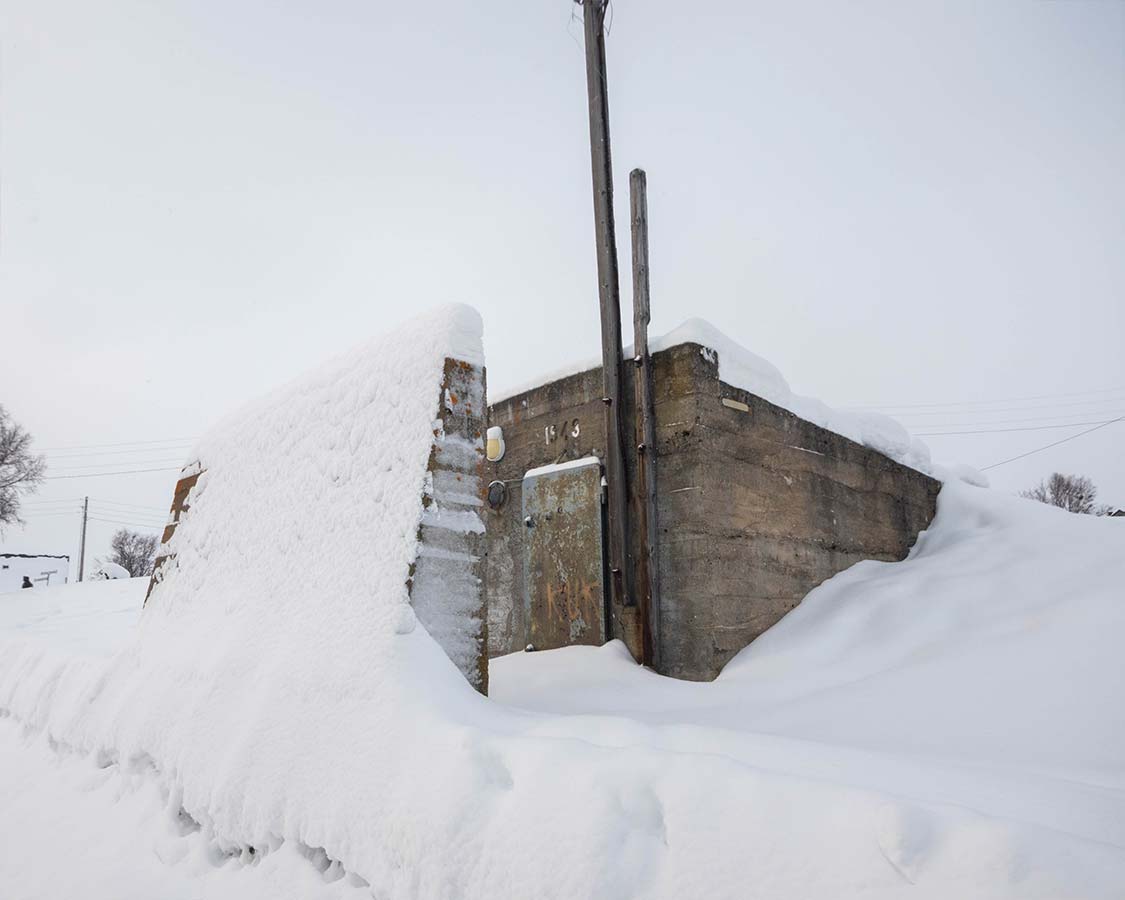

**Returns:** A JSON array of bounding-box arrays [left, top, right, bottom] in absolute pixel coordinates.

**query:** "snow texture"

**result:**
[[491, 318, 982, 484]]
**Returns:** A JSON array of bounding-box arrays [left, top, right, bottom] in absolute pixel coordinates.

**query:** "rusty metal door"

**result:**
[[522, 457, 606, 650]]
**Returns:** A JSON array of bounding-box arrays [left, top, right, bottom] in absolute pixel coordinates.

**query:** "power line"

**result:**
[[87, 516, 164, 530], [980, 416, 1125, 471], [848, 385, 1125, 411], [890, 397, 1125, 419], [47, 458, 186, 473], [44, 466, 182, 481], [35, 437, 197, 452], [23, 499, 165, 526], [906, 409, 1125, 430], [25, 497, 167, 511], [917, 417, 1124, 436], [44, 444, 193, 461], [90, 504, 167, 521], [92, 499, 169, 514]]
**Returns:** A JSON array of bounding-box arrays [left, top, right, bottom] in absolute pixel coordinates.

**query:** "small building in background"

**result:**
[[89, 561, 131, 581], [0, 554, 70, 593]]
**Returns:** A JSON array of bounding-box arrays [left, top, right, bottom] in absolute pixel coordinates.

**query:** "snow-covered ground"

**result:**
[[2, 483, 1123, 898]]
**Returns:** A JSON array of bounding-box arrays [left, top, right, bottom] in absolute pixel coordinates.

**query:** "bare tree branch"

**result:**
[[109, 528, 159, 577], [1020, 472, 1105, 515], [0, 405, 46, 533]]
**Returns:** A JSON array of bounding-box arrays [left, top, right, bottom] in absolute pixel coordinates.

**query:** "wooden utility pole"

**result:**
[[581, 0, 633, 613], [630, 169, 660, 669], [77, 496, 89, 582]]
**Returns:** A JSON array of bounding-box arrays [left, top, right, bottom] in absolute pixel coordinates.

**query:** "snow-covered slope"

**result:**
[[496, 482, 1125, 772], [0, 575, 140, 657], [2, 482, 1123, 897], [493, 484, 1125, 867]]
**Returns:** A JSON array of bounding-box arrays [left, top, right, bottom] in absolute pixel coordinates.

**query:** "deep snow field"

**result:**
[[1, 484, 1123, 899], [1, 308, 1123, 899]]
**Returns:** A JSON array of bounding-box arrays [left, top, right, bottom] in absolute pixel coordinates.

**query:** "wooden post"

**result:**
[[77, 496, 88, 582], [630, 169, 661, 670], [581, 0, 633, 613]]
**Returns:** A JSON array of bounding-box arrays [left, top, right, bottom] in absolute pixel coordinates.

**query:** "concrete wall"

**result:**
[[484, 362, 615, 658], [148, 358, 490, 694], [483, 342, 940, 681], [410, 357, 489, 693]]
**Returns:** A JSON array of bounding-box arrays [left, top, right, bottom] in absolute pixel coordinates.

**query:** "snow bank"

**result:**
[[492, 485, 1125, 884], [0, 718, 373, 900], [0, 305, 505, 895], [492, 318, 976, 482], [0, 576, 142, 658], [143, 303, 486, 689], [718, 484, 1125, 769], [494, 484, 1125, 776]]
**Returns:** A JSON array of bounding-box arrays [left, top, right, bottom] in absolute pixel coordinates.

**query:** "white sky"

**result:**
[[2, 0, 1123, 576]]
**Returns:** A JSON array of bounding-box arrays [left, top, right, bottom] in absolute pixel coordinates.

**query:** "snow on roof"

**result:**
[[93, 561, 130, 580], [490, 318, 982, 484], [523, 455, 602, 480]]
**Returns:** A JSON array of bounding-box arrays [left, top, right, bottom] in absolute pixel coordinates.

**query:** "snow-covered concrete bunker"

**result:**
[[145, 306, 490, 692], [484, 323, 941, 681]]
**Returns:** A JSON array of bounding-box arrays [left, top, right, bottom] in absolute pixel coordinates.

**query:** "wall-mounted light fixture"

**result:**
[[487, 480, 508, 510], [486, 426, 505, 462]]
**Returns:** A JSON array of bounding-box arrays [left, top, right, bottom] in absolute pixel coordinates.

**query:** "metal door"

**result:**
[[522, 457, 606, 650]]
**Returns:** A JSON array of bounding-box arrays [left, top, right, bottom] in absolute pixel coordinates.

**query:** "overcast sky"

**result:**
[[2, 0, 1123, 576]]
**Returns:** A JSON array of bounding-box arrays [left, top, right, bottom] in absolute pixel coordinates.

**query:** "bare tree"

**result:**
[[1020, 472, 1111, 515], [109, 528, 159, 577], [0, 406, 47, 534]]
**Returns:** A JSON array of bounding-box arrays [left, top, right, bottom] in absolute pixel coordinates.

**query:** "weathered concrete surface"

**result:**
[[411, 357, 489, 693], [483, 342, 940, 681], [484, 364, 616, 657]]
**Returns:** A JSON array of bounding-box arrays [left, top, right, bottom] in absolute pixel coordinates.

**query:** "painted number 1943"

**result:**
[[544, 419, 581, 445]]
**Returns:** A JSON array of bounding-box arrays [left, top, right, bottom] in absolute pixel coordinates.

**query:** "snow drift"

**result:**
[[1, 305, 503, 894]]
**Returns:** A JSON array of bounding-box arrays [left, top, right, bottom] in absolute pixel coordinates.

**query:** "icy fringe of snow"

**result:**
[[491, 318, 985, 485]]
